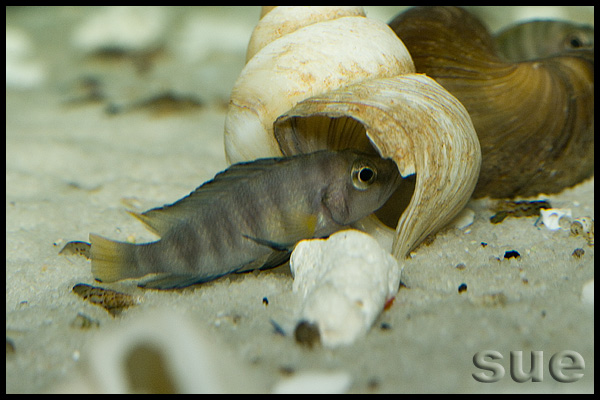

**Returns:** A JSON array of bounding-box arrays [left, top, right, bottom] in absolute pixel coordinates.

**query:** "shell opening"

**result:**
[[274, 114, 415, 231], [275, 114, 377, 155]]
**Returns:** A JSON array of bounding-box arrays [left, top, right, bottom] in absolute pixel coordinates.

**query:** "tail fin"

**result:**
[[89, 234, 139, 283]]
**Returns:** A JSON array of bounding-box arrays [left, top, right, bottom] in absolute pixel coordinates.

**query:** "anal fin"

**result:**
[[138, 250, 292, 290], [138, 274, 222, 290]]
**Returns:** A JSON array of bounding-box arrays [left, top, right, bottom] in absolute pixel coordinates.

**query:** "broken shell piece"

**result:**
[[72, 283, 142, 316], [539, 208, 572, 231], [490, 200, 551, 224], [59, 241, 91, 259], [290, 230, 400, 348], [450, 207, 475, 230]]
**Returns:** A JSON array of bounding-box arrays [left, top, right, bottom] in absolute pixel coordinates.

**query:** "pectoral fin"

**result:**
[[259, 249, 291, 270], [242, 211, 318, 251], [284, 212, 318, 242]]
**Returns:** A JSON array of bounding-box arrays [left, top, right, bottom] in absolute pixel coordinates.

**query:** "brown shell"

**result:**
[[390, 6, 594, 198]]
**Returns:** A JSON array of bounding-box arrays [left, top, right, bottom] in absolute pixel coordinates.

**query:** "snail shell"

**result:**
[[274, 74, 481, 259], [225, 7, 415, 164], [390, 6, 594, 198], [224, 7, 481, 259]]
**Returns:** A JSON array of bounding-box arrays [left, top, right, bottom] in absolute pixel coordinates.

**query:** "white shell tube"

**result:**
[[290, 229, 401, 348]]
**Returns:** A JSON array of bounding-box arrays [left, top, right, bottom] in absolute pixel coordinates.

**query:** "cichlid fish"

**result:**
[[495, 20, 594, 62], [90, 149, 401, 289]]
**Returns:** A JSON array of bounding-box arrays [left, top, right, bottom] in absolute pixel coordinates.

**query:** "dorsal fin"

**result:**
[[129, 156, 297, 236]]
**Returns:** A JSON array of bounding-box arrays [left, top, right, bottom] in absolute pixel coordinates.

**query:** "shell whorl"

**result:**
[[225, 13, 415, 165]]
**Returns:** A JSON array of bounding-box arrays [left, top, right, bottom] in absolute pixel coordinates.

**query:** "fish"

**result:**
[[90, 149, 401, 289], [495, 20, 594, 62]]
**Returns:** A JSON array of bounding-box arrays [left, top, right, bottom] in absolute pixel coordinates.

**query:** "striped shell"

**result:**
[[390, 6, 594, 198]]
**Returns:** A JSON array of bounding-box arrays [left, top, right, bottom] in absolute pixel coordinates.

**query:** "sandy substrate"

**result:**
[[6, 6, 594, 393]]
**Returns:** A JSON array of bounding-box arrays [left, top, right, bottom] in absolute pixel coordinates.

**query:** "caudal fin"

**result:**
[[89, 234, 139, 283]]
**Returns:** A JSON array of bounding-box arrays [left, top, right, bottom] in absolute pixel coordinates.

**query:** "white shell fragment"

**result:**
[[539, 208, 572, 231], [72, 6, 166, 53], [272, 370, 352, 394], [6, 27, 46, 88], [290, 230, 401, 348], [59, 309, 261, 393], [52, 309, 355, 394], [581, 279, 594, 306], [449, 207, 475, 230]]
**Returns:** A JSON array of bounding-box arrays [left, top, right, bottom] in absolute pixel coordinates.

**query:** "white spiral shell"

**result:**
[[224, 6, 481, 259]]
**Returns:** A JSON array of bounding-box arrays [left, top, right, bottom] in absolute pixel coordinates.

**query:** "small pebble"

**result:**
[[503, 250, 521, 260], [571, 217, 594, 245], [572, 248, 585, 258], [294, 321, 320, 348], [6, 338, 16, 357], [70, 312, 100, 329]]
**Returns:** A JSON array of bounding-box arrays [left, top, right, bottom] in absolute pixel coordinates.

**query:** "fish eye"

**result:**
[[359, 167, 374, 182], [352, 163, 377, 190], [568, 35, 583, 49], [564, 33, 589, 50], [570, 38, 583, 48]]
